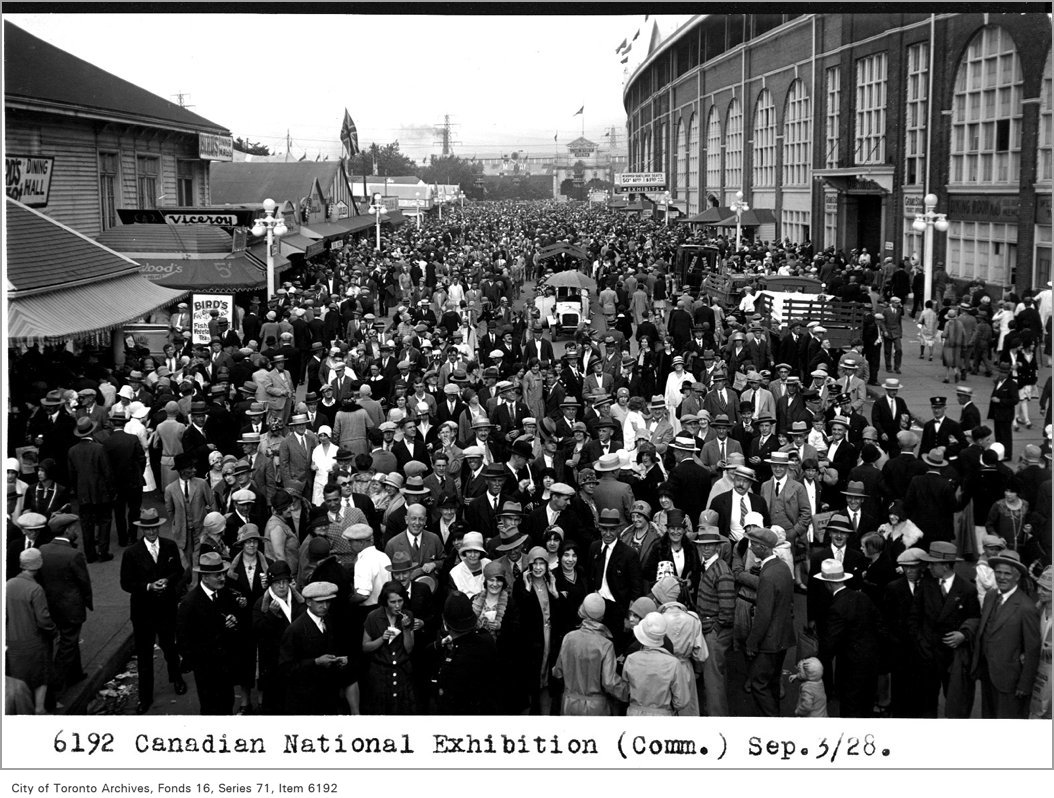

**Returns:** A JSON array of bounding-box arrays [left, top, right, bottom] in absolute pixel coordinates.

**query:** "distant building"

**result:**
[[623, 12, 1052, 290]]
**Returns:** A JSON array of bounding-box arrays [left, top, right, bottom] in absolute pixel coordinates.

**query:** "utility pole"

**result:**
[[285, 130, 292, 163], [172, 91, 194, 109], [432, 114, 461, 158]]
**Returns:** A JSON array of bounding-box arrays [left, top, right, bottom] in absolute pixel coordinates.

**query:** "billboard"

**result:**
[[614, 172, 666, 193]]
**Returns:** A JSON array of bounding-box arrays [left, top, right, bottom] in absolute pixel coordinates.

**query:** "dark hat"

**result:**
[[386, 551, 415, 574], [173, 452, 195, 472], [665, 508, 686, 528], [482, 463, 507, 480], [41, 389, 65, 406], [271, 489, 293, 512], [443, 593, 477, 634], [193, 552, 227, 573], [842, 480, 868, 498], [73, 417, 98, 438], [267, 560, 293, 582], [190, 401, 208, 414], [510, 439, 534, 459], [929, 396, 947, 407]]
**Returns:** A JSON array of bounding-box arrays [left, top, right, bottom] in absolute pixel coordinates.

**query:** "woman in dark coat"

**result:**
[[514, 546, 563, 715], [226, 524, 271, 714], [361, 581, 416, 715]]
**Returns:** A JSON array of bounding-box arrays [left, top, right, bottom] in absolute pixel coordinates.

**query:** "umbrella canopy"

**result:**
[[537, 241, 590, 262], [714, 208, 777, 227], [541, 270, 597, 292], [687, 205, 733, 223]]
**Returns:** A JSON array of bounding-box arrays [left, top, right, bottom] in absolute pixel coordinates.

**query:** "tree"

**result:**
[[420, 155, 480, 191], [346, 141, 418, 176], [233, 137, 271, 156]]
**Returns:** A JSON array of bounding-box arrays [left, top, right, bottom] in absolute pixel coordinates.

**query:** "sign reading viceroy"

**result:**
[[6, 155, 55, 207]]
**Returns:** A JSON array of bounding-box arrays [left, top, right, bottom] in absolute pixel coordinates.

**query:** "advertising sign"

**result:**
[[117, 208, 256, 227], [5, 155, 55, 207], [198, 133, 234, 161], [192, 293, 233, 345], [614, 172, 667, 193]]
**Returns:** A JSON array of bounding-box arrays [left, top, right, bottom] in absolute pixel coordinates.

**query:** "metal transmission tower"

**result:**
[[172, 91, 194, 109], [433, 114, 461, 157]]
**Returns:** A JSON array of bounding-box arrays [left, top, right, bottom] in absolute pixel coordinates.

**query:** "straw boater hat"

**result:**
[[987, 549, 1029, 576], [918, 541, 963, 563], [135, 508, 166, 527], [594, 453, 621, 472], [813, 558, 853, 582]]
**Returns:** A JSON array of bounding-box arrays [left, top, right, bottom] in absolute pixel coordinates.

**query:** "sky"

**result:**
[[6, 11, 694, 163]]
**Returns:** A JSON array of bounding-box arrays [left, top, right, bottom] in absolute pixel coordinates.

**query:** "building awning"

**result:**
[[246, 244, 295, 280], [134, 251, 267, 291], [8, 272, 188, 344], [812, 166, 894, 194], [687, 206, 734, 224], [301, 216, 375, 242], [382, 210, 408, 227], [714, 208, 777, 227]]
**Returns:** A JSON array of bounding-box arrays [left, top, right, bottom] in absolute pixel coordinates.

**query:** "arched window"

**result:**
[[724, 98, 743, 193], [752, 89, 777, 187], [687, 113, 700, 214], [949, 25, 1023, 186], [705, 105, 722, 194], [782, 79, 811, 186], [675, 118, 686, 197]]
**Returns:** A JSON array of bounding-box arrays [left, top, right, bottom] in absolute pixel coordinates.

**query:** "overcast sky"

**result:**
[[8, 12, 694, 163]]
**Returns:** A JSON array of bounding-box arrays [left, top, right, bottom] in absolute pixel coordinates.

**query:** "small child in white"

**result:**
[[790, 657, 828, 717]]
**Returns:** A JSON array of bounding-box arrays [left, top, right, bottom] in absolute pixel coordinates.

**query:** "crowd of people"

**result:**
[[5, 199, 1052, 719]]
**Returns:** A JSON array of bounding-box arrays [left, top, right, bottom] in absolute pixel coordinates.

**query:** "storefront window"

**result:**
[[947, 221, 1017, 285], [176, 160, 196, 206], [781, 209, 810, 247], [949, 25, 1022, 187]]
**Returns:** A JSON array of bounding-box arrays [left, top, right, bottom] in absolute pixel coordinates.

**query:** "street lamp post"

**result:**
[[436, 186, 443, 222], [457, 190, 465, 210], [663, 191, 672, 227], [912, 193, 950, 308], [414, 191, 422, 231], [731, 190, 750, 254], [251, 198, 287, 301], [369, 192, 388, 251]]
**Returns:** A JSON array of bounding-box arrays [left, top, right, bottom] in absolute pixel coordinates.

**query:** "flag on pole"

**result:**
[[615, 38, 627, 53], [623, 42, 632, 55], [298, 153, 307, 161], [573, 106, 583, 116], [316, 153, 321, 162], [632, 29, 640, 41], [604, 131, 610, 137], [554, 133, 558, 142], [340, 109, 359, 158], [620, 56, 628, 64]]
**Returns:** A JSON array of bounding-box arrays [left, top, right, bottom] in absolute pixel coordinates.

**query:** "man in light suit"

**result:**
[[279, 413, 318, 535], [264, 355, 295, 425], [744, 526, 796, 716], [583, 359, 614, 399], [164, 452, 216, 567], [120, 508, 187, 714], [740, 371, 776, 422], [833, 357, 868, 413], [699, 415, 744, 478], [37, 513, 93, 705], [870, 378, 910, 456], [383, 503, 445, 581], [964, 550, 1041, 719], [591, 454, 636, 528], [327, 362, 356, 404], [710, 466, 769, 543], [759, 451, 812, 558]]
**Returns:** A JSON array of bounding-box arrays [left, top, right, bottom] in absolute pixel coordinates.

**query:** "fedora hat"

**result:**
[[173, 452, 195, 472], [496, 531, 529, 551], [842, 480, 868, 498], [73, 417, 97, 438], [386, 551, 415, 574], [135, 508, 166, 528], [919, 541, 962, 563], [987, 549, 1029, 575], [921, 448, 948, 468], [597, 508, 622, 528], [402, 475, 430, 496], [813, 558, 853, 582], [594, 453, 621, 472], [765, 451, 792, 466], [498, 500, 523, 518], [694, 527, 723, 545], [267, 560, 293, 583], [193, 552, 227, 573], [710, 414, 732, 428], [731, 465, 757, 481], [41, 389, 65, 407], [482, 463, 507, 480]]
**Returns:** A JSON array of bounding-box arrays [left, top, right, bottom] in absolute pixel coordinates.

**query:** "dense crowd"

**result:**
[[5, 200, 1052, 719]]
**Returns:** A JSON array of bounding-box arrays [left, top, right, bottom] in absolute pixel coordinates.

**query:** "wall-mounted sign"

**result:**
[[614, 172, 666, 193], [946, 194, 1019, 223], [198, 133, 234, 161], [192, 293, 233, 345], [5, 155, 55, 207], [117, 208, 257, 227], [903, 195, 924, 216]]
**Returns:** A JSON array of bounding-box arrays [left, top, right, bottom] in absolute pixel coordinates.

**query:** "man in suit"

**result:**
[[870, 378, 910, 457], [524, 481, 577, 547], [759, 451, 812, 559], [748, 415, 781, 483], [97, 415, 144, 549], [522, 323, 554, 365], [816, 557, 886, 717], [435, 383, 466, 427], [986, 364, 1018, 461], [465, 463, 511, 535], [176, 552, 241, 714], [37, 513, 93, 705], [882, 430, 927, 498], [665, 434, 711, 529], [824, 417, 858, 501], [701, 371, 739, 424], [278, 580, 355, 714], [906, 541, 981, 718], [327, 362, 356, 404], [587, 508, 644, 645], [904, 449, 958, 546], [710, 466, 769, 543], [582, 359, 614, 399], [263, 354, 295, 425], [775, 377, 810, 435], [807, 515, 869, 642], [699, 415, 743, 478], [964, 550, 1041, 719], [741, 371, 776, 421], [279, 413, 317, 533], [743, 526, 796, 716], [384, 504, 445, 581], [66, 417, 114, 563], [392, 419, 431, 476], [919, 396, 966, 456], [591, 454, 636, 528], [252, 560, 305, 715], [955, 385, 982, 437], [164, 453, 216, 567], [883, 547, 928, 718], [120, 508, 187, 714]]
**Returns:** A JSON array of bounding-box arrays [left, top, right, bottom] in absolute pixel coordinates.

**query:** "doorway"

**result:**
[[844, 194, 883, 256]]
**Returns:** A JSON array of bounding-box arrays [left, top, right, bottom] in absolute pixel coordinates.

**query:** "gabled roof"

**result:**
[[209, 162, 349, 206], [6, 198, 140, 295], [4, 21, 228, 135], [567, 137, 597, 150]]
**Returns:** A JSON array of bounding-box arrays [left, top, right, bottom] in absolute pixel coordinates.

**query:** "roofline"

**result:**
[[5, 96, 230, 137], [7, 197, 144, 297], [624, 15, 704, 104]]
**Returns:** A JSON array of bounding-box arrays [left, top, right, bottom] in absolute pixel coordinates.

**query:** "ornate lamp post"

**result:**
[[912, 193, 950, 308], [663, 190, 672, 227], [369, 192, 388, 251], [414, 191, 422, 231], [731, 190, 750, 253], [251, 198, 287, 301]]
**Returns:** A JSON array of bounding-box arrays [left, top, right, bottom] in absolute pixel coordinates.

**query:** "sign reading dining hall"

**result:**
[[5, 155, 55, 207]]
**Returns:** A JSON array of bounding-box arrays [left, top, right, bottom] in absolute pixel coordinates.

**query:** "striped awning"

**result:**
[[8, 273, 187, 344]]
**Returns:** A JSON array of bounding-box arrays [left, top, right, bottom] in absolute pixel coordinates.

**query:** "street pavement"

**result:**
[[61, 279, 1048, 717]]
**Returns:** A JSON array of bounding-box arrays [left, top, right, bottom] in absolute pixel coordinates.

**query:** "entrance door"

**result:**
[[853, 195, 883, 256]]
